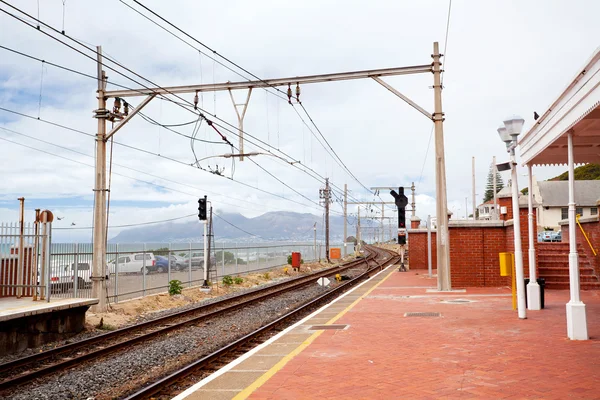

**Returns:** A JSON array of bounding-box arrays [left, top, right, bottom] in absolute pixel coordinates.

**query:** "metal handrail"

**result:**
[[576, 214, 597, 257]]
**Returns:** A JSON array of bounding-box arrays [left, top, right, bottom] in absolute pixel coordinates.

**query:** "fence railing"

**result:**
[[48, 242, 342, 303], [0, 222, 52, 301]]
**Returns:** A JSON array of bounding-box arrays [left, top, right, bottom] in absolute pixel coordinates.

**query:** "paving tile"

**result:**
[[244, 268, 600, 399]]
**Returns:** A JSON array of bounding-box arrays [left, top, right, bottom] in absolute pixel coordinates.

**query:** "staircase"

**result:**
[[537, 243, 600, 290]]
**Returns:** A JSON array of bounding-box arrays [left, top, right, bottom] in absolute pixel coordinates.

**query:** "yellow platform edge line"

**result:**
[[233, 265, 397, 400]]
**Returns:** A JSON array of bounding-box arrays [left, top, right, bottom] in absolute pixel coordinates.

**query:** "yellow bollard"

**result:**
[[499, 252, 516, 311]]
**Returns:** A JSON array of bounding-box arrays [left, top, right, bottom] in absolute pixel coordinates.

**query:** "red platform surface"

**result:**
[[248, 269, 600, 399]]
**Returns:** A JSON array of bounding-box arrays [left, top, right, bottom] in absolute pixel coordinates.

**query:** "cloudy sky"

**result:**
[[1, 0, 599, 242]]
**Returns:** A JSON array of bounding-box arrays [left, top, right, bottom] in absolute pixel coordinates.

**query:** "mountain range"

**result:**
[[109, 211, 370, 243]]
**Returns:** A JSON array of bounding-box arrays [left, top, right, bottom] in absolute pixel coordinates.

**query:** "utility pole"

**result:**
[[91, 46, 107, 312], [433, 41, 451, 291], [411, 182, 416, 219], [313, 222, 317, 261], [427, 215, 432, 278], [357, 207, 361, 252], [472, 156, 477, 220], [207, 206, 213, 277], [320, 179, 331, 262], [381, 203, 385, 243], [493, 155, 498, 220], [343, 184, 348, 257]]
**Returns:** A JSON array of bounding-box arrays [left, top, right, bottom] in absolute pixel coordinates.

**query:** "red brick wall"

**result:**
[[408, 207, 537, 288], [449, 224, 510, 287], [409, 231, 436, 270]]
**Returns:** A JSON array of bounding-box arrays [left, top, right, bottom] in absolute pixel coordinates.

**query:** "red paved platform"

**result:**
[[248, 269, 600, 399]]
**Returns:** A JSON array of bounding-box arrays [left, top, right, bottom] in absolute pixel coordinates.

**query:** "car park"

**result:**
[[107, 253, 157, 274]]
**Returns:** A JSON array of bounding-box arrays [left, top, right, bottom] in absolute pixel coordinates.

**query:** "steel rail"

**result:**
[[124, 246, 399, 400], [0, 251, 376, 391]]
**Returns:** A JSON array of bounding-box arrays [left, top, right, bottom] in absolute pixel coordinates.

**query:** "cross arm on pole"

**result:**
[[104, 64, 433, 98], [371, 77, 432, 120], [105, 94, 156, 141]]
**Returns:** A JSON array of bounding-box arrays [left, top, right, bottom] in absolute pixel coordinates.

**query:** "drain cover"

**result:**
[[404, 312, 441, 317], [309, 324, 348, 330], [442, 299, 473, 304]]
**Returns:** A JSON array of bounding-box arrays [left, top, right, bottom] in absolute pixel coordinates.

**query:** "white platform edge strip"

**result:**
[[173, 263, 395, 400]]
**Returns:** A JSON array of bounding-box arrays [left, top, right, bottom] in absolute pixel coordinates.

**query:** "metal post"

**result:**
[[526, 164, 541, 310], [142, 243, 146, 297], [509, 150, 526, 319], [40, 221, 47, 300], [221, 243, 225, 277], [472, 156, 476, 220], [493, 156, 498, 220], [32, 209, 40, 300], [73, 243, 79, 297], [91, 45, 108, 312], [427, 215, 432, 278], [566, 131, 588, 340], [313, 223, 317, 261], [202, 220, 208, 286], [188, 242, 192, 287], [45, 222, 52, 302], [167, 243, 172, 289], [432, 41, 451, 291], [114, 243, 119, 303], [343, 184, 347, 257], [357, 207, 361, 252], [17, 197, 25, 298]]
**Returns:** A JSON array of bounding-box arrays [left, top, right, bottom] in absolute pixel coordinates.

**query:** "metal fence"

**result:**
[[0, 221, 52, 300], [49, 242, 343, 303]]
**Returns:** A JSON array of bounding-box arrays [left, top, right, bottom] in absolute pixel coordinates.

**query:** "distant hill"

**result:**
[[550, 164, 600, 181], [108, 211, 365, 243]]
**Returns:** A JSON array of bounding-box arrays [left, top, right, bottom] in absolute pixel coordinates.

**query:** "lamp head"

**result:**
[[503, 115, 525, 140], [497, 126, 511, 144]]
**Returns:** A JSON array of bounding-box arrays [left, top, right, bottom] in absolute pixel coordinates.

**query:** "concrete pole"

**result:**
[[472, 156, 476, 220], [432, 42, 451, 291], [427, 215, 432, 278], [313, 223, 317, 261], [526, 163, 541, 310], [510, 149, 526, 319], [566, 131, 588, 340], [343, 184, 347, 257], [381, 203, 385, 243], [91, 46, 107, 312], [493, 156, 498, 220], [411, 182, 416, 218], [325, 178, 330, 262]]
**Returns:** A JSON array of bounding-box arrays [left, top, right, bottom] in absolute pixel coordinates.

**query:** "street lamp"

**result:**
[[497, 115, 526, 319]]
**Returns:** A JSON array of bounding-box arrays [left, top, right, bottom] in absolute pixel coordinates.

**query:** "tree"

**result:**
[[482, 163, 505, 203], [550, 163, 600, 181]]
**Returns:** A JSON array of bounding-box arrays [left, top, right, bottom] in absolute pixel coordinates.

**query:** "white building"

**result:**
[[477, 178, 600, 230]]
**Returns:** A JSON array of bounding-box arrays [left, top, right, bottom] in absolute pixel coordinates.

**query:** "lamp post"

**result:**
[[498, 116, 526, 319]]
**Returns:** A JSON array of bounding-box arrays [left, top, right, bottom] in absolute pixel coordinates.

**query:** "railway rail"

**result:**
[[123, 245, 400, 399], [0, 245, 394, 396]]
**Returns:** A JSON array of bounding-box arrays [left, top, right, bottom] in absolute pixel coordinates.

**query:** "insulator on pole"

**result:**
[[193, 91, 199, 110], [295, 83, 301, 103], [113, 97, 121, 114], [287, 83, 292, 104]]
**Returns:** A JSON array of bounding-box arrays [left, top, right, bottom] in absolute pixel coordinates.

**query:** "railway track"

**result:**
[[123, 245, 400, 400], [0, 246, 390, 395]]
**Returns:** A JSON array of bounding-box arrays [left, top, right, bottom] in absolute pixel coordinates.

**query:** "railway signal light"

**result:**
[[390, 187, 408, 246], [198, 196, 207, 221]]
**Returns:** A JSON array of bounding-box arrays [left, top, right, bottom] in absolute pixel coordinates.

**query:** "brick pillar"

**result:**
[[410, 216, 421, 229]]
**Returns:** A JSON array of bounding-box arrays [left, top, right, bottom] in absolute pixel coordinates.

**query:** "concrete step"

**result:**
[[540, 274, 599, 283], [546, 281, 600, 290], [538, 266, 596, 274]]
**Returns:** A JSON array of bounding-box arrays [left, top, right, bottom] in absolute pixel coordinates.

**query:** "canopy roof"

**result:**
[[519, 47, 600, 166]]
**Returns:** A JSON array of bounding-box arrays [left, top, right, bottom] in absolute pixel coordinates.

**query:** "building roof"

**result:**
[[538, 180, 600, 207]]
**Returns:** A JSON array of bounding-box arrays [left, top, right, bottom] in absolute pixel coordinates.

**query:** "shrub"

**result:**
[[287, 255, 292, 265], [169, 279, 183, 296], [222, 275, 234, 285], [233, 276, 244, 284]]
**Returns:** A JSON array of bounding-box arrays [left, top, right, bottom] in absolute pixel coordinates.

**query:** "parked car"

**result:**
[[68, 262, 93, 289], [154, 256, 171, 273], [551, 231, 562, 242], [107, 252, 157, 274], [540, 231, 554, 242], [183, 252, 216, 269]]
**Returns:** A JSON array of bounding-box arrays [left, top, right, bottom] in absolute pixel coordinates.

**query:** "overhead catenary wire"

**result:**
[[0, 4, 366, 206]]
